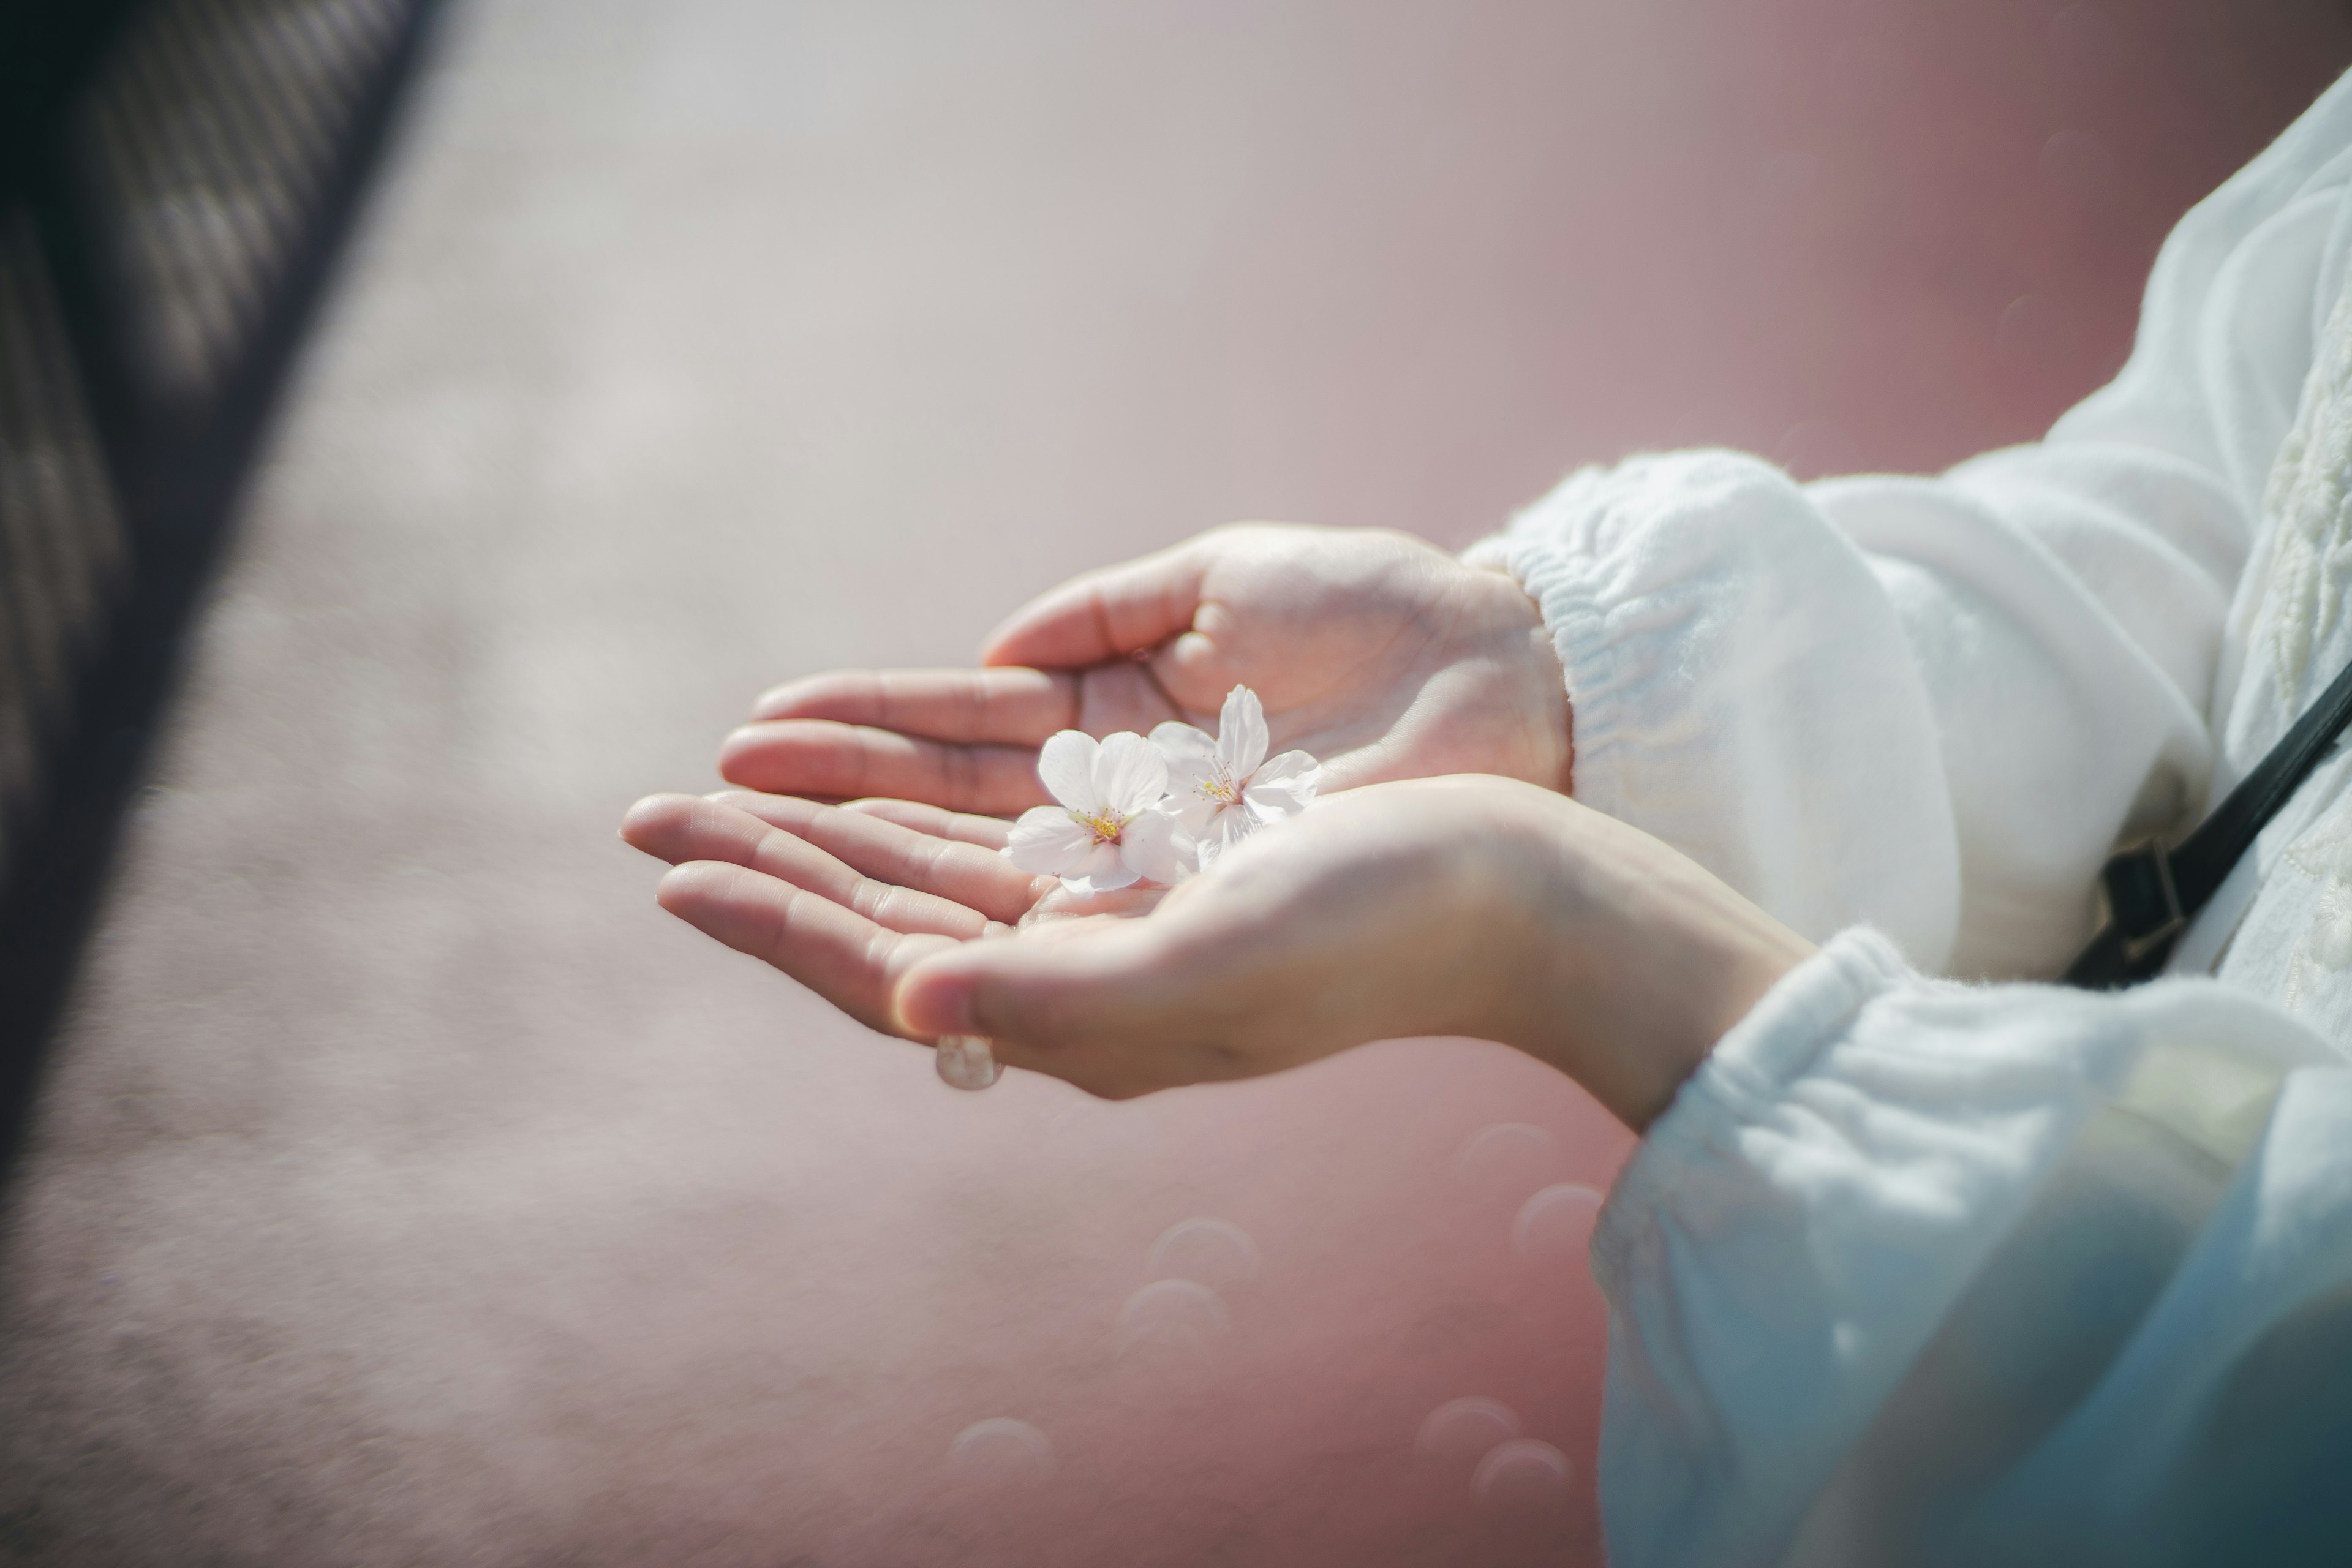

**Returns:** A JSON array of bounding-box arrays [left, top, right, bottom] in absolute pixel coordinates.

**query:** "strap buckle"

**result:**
[[2098, 839, 2186, 968]]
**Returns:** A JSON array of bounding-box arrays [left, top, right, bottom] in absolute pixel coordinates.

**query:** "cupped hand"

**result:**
[[620, 777, 1807, 1126], [715, 524, 1572, 815]]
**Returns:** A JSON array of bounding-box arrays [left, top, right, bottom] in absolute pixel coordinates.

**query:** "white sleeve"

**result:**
[[1596, 929, 2352, 1568], [1468, 72, 2352, 978]]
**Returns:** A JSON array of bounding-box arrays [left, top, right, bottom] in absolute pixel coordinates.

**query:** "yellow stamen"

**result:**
[[1072, 807, 1129, 843], [1195, 764, 1242, 805]]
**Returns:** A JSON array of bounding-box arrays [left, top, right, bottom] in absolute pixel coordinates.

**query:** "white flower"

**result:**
[[1005, 730, 1193, 893], [1150, 685, 1320, 867]]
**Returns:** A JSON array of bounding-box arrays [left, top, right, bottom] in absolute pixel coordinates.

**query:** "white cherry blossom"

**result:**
[[1005, 729, 1192, 892], [1151, 685, 1321, 867]]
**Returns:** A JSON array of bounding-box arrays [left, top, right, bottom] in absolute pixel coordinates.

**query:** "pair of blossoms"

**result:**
[[1005, 685, 1322, 892], [932, 687, 1319, 1092]]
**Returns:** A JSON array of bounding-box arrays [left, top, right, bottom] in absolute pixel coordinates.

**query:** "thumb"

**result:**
[[979, 545, 1206, 669], [891, 922, 1177, 1050]]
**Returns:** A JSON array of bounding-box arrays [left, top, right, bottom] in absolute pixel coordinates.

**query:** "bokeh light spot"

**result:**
[[949, 1417, 1057, 1487], [1118, 1276, 1229, 1352], [1512, 1183, 1604, 1264], [1455, 1122, 1565, 1202], [1147, 1216, 1259, 1293], [1414, 1395, 1521, 1469], [1473, 1438, 1574, 1513]]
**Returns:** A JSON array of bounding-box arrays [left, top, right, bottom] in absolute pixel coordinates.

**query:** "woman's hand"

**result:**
[[715, 525, 1573, 815], [620, 777, 1809, 1127]]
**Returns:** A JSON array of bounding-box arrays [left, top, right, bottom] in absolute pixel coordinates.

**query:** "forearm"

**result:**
[[1464, 788, 1814, 1131]]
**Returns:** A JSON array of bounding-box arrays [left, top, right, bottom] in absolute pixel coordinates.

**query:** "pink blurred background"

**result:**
[[4, 2, 2348, 1565]]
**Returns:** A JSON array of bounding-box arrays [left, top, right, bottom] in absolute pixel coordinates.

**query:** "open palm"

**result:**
[[620, 780, 1561, 1100], [716, 524, 1573, 815]]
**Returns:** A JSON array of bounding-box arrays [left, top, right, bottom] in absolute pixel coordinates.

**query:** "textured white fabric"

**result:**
[[1591, 931, 2352, 1566], [1471, 69, 2352, 1567]]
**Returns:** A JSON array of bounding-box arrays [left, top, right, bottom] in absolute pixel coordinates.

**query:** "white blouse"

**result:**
[[1469, 69, 2352, 1567]]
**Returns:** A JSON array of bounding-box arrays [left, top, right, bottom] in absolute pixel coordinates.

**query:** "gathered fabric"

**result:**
[[1468, 67, 2352, 1567]]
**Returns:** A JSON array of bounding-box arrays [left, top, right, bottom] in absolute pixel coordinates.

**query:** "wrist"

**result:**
[[1456, 561, 1575, 794], [1484, 793, 1811, 1130]]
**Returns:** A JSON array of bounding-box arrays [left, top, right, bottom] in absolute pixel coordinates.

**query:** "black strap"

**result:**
[[2065, 653, 2352, 988]]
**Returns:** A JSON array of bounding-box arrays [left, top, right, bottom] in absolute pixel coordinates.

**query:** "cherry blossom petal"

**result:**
[[1093, 730, 1170, 815], [1242, 750, 1321, 820], [1005, 805, 1094, 876], [1196, 807, 1261, 867], [1218, 685, 1270, 777], [1169, 794, 1223, 837], [1037, 730, 1101, 810], [1062, 840, 1140, 895], [1150, 721, 1219, 792], [1150, 721, 1218, 767], [1120, 806, 1197, 884]]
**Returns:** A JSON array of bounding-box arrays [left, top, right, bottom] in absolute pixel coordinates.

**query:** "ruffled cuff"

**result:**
[[1586, 928, 2015, 1566], [1583, 925, 2324, 1566], [1593, 928, 1917, 1295], [1464, 450, 1961, 962], [1478, 452, 1872, 842]]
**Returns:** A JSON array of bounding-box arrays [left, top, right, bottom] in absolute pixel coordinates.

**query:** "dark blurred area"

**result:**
[[0, 0, 433, 1174]]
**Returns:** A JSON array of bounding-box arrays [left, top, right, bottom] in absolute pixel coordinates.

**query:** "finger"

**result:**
[[892, 918, 1268, 1095], [717, 721, 1051, 813], [706, 790, 1047, 924], [623, 793, 995, 938], [1066, 658, 1190, 736], [980, 542, 1207, 669], [895, 921, 1176, 1039], [655, 860, 958, 1038], [748, 667, 1079, 742], [836, 797, 1016, 850]]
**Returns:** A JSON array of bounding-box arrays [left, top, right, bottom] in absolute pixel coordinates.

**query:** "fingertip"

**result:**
[[978, 584, 1099, 668], [895, 928, 1157, 1042], [653, 858, 733, 913], [621, 791, 696, 848], [751, 676, 838, 722], [892, 951, 981, 1037], [748, 682, 799, 720], [715, 724, 774, 783], [1159, 627, 1221, 681], [976, 614, 1041, 668]]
